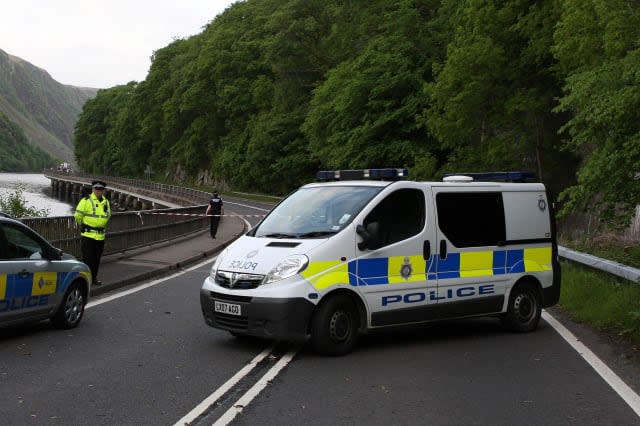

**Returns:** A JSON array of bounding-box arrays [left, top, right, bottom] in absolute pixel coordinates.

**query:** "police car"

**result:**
[[200, 169, 561, 355], [0, 214, 91, 329]]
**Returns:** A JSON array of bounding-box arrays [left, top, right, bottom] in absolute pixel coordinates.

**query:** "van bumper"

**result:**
[[542, 263, 561, 307], [200, 289, 315, 342]]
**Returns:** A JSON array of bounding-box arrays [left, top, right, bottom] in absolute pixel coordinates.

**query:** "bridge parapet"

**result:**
[[32, 171, 214, 259]]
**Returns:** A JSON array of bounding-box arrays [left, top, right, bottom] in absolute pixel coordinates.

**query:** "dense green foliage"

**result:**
[[0, 184, 50, 218], [0, 49, 97, 162], [73, 0, 639, 227], [0, 112, 57, 171]]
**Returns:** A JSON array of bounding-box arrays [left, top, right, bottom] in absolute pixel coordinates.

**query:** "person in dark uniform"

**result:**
[[205, 191, 224, 238]]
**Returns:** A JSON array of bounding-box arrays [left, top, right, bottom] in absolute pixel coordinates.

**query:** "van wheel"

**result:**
[[311, 295, 358, 356], [51, 283, 86, 329], [502, 282, 541, 332]]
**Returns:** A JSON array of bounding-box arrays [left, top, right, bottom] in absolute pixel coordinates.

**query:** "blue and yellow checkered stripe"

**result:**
[[0, 271, 85, 299], [302, 247, 552, 290]]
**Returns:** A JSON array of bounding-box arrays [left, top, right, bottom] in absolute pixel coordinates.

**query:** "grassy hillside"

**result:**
[[0, 112, 57, 171], [0, 48, 97, 162]]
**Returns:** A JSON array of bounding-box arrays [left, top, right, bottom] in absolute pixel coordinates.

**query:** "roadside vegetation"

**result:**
[[558, 261, 640, 344], [0, 185, 50, 218], [72, 0, 639, 234], [561, 236, 640, 269]]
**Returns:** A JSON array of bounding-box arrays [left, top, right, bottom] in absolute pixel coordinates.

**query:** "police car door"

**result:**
[[431, 187, 508, 316], [0, 223, 58, 321], [355, 184, 436, 327]]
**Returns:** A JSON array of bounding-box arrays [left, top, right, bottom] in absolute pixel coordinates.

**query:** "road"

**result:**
[[1, 197, 639, 425]]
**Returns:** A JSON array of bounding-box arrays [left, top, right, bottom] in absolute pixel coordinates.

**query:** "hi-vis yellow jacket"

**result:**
[[74, 193, 111, 241]]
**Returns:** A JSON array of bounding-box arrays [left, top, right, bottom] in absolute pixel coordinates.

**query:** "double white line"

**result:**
[[174, 344, 299, 426]]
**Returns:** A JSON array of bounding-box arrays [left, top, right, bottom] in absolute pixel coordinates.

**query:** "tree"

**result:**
[[0, 185, 50, 218], [553, 0, 640, 227]]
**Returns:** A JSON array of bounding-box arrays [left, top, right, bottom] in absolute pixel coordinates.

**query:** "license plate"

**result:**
[[214, 300, 241, 316]]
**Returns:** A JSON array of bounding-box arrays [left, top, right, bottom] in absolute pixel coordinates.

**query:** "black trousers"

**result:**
[[81, 236, 105, 282], [210, 216, 220, 237]]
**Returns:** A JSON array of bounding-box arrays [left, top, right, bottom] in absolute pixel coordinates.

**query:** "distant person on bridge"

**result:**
[[205, 191, 224, 238], [74, 180, 111, 286]]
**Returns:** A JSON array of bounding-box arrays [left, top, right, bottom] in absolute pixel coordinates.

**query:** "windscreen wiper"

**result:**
[[262, 233, 299, 239], [297, 231, 338, 238]]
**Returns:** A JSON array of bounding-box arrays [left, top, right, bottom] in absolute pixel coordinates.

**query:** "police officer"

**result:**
[[205, 191, 224, 238], [74, 180, 111, 285]]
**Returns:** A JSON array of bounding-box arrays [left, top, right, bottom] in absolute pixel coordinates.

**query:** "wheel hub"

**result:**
[[514, 294, 534, 322], [329, 310, 351, 342]]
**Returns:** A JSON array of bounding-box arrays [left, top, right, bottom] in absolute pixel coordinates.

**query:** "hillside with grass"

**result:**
[[0, 48, 97, 163], [0, 111, 56, 171]]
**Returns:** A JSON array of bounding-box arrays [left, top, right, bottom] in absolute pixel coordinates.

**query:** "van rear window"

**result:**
[[436, 192, 506, 247]]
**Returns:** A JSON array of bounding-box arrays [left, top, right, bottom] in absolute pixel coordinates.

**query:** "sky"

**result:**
[[0, 0, 237, 89]]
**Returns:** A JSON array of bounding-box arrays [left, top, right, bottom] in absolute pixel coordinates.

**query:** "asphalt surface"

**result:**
[[91, 214, 247, 296]]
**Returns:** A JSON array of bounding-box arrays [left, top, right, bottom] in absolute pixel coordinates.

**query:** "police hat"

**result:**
[[92, 180, 107, 189]]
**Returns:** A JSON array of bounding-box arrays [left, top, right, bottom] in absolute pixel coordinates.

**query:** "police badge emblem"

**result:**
[[400, 257, 412, 279]]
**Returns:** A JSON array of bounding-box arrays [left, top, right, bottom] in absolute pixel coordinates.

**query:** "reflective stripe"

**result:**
[[81, 230, 106, 241], [0, 274, 6, 300], [524, 247, 552, 272], [388, 255, 426, 283], [301, 260, 350, 290], [460, 251, 493, 278], [301, 246, 553, 290], [32, 272, 57, 296]]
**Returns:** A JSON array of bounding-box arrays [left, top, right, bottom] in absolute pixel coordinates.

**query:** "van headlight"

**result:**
[[209, 250, 227, 280], [264, 255, 309, 285]]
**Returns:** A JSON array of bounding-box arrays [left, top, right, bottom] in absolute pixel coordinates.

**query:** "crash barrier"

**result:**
[[45, 169, 209, 206], [559, 246, 640, 283], [23, 205, 210, 259]]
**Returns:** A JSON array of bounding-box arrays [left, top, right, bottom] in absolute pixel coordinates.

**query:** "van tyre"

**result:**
[[51, 282, 86, 329], [503, 282, 541, 332], [311, 295, 358, 356]]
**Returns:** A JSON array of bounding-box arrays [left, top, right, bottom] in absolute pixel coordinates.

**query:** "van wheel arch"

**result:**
[[309, 290, 365, 356], [502, 277, 542, 332]]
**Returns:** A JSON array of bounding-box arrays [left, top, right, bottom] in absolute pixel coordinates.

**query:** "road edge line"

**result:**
[[542, 311, 640, 417]]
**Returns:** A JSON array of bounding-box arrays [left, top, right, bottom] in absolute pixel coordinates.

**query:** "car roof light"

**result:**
[[443, 171, 537, 183]]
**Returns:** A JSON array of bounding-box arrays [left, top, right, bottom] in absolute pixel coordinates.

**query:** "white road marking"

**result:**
[[213, 347, 300, 426], [543, 310, 640, 417], [173, 345, 275, 426], [86, 256, 215, 309], [83, 250, 639, 422]]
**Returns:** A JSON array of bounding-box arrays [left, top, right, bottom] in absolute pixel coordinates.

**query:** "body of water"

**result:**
[[0, 173, 74, 217]]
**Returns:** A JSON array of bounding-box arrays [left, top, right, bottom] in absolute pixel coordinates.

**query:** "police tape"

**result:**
[[134, 210, 264, 218], [134, 211, 265, 224]]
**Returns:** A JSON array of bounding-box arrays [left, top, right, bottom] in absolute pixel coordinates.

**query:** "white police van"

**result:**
[[200, 169, 560, 355]]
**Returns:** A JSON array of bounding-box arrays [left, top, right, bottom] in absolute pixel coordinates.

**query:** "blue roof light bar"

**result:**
[[317, 168, 409, 182]]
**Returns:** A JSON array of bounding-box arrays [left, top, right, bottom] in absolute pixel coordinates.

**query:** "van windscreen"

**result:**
[[253, 186, 381, 239]]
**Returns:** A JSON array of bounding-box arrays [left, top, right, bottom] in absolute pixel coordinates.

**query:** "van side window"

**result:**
[[436, 192, 506, 247], [363, 189, 425, 249]]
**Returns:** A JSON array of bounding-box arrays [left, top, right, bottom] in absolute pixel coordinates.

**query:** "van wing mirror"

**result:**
[[356, 222, 380, 251]]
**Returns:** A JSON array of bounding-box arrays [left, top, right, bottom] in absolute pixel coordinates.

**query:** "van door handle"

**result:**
[[439, 240, 447, 259], [423, 241, 431, 260]]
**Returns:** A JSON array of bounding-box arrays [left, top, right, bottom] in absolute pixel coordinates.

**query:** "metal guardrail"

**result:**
[[32, 171, 214, 259], [23, 206, 208, 260], [559, 246, 640, 283]]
